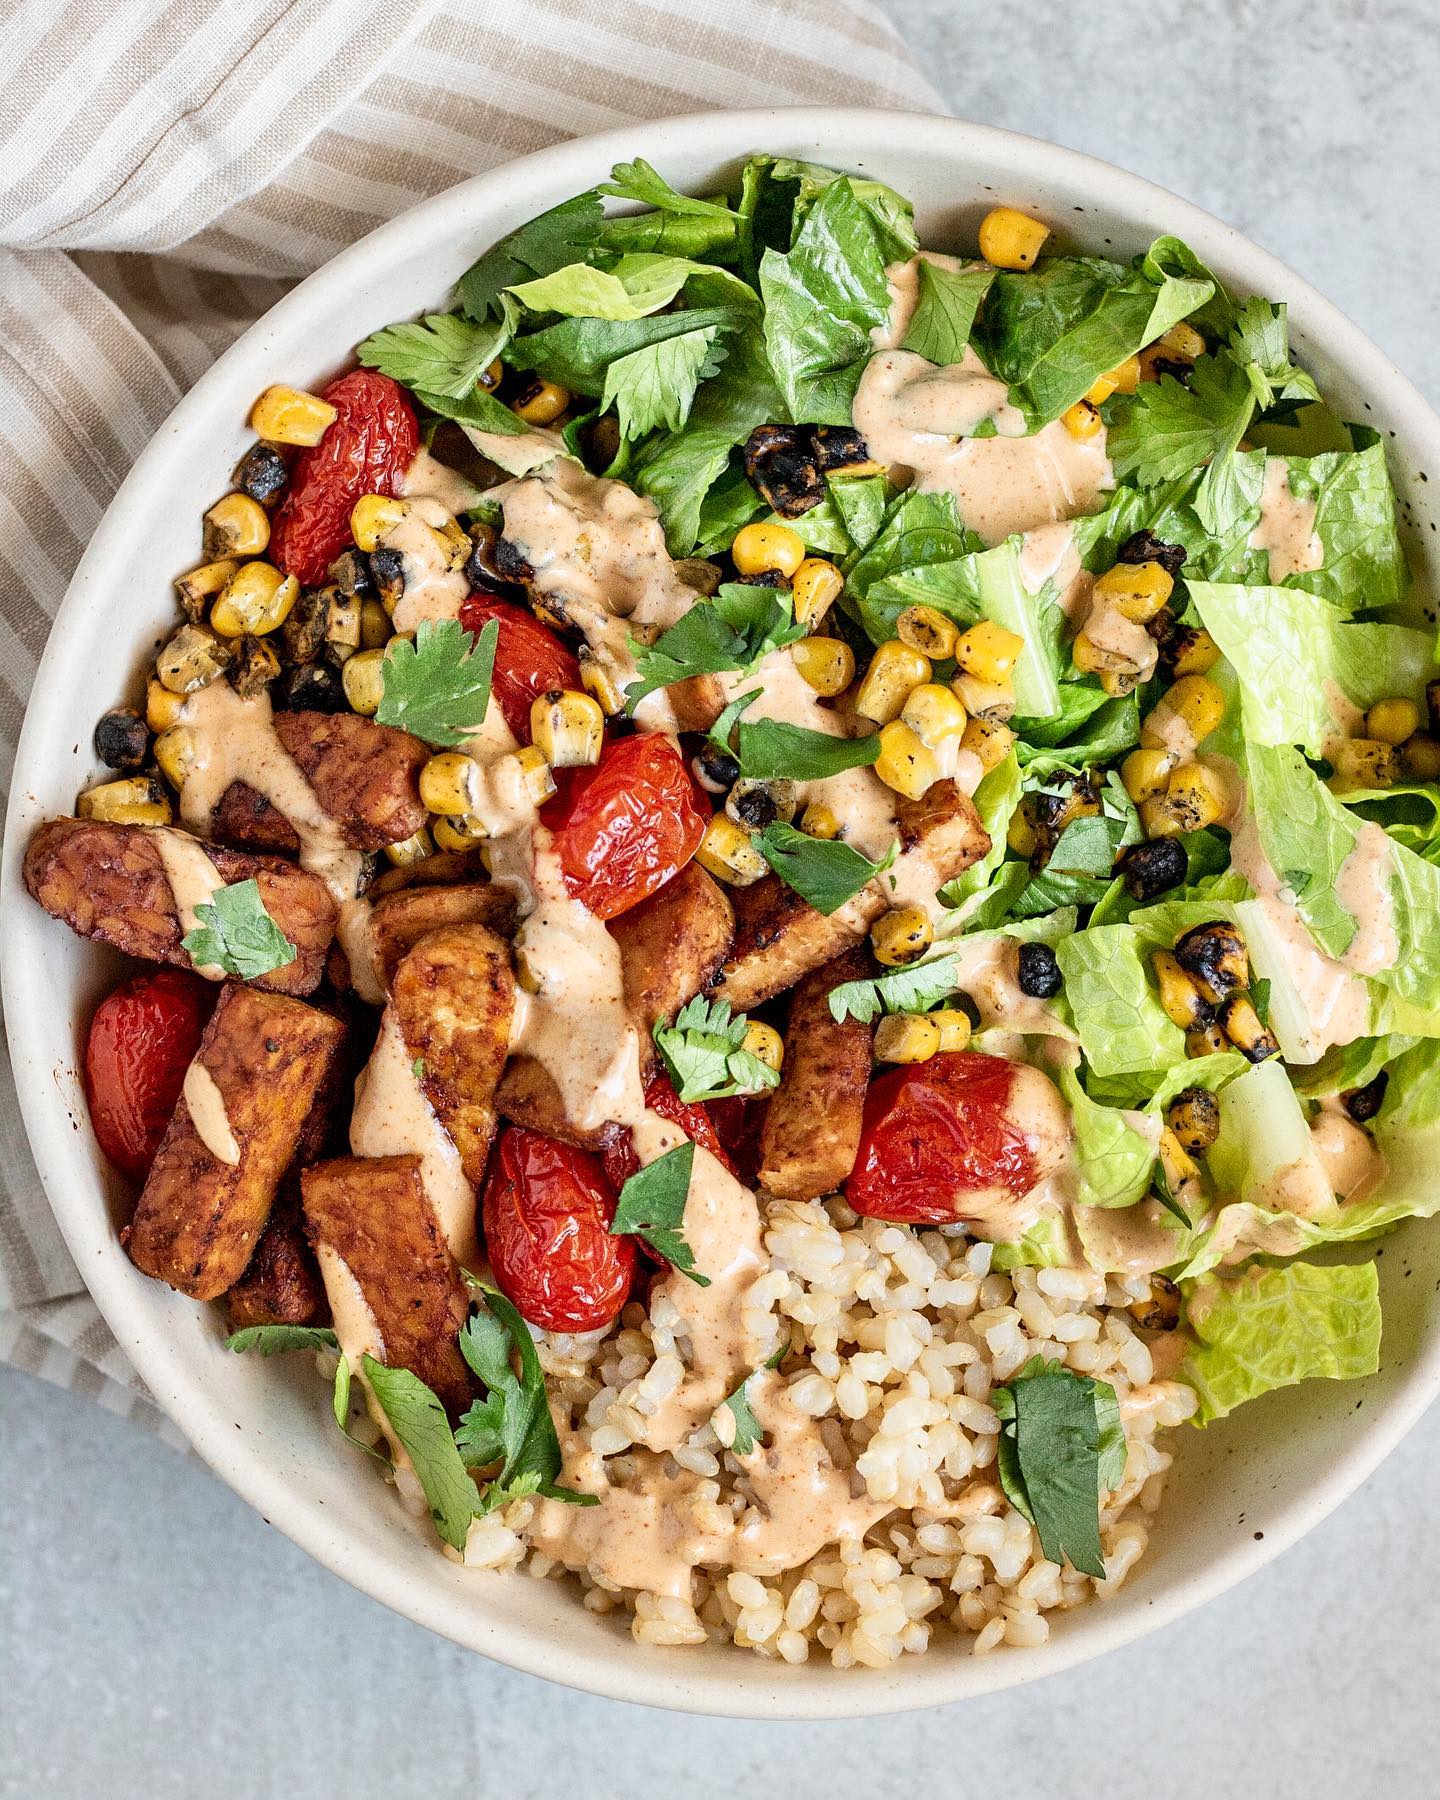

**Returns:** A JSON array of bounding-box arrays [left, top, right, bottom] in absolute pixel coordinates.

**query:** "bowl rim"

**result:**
[[5, 103, 1439, 1719]]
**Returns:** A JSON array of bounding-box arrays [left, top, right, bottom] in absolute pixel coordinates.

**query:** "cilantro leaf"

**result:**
[[1106, 353, 1255, 492], [827, 951, 964, 1025], [720, 1371, 765, 1454], [601, 158, 735, 221], [735, 718, 880, 781], [653, 995, 781, 1103], [993, 1356, 1124, 1579], [610, 1141, 710, 1285], [411, 381, 528, 437], [707, 686, 762, 754], [600, 324, 725, 441], [457, 192, 605, 321], [376, 616, 498, 747], [226, 1324, 338, 1356], [361, 1355, 481, 1550], [1226, 296, 1319, 410], [900, 259, 995, 365], [357, 307, 513, 401], [755, 823, 897, 916], [625, 583, 803, 710], [181, 878, 297, 980]]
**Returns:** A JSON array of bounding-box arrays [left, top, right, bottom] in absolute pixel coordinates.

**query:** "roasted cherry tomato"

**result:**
[[544, 732, 706, 921], [848, 1050, 1062, 1225], [482, 1126, 635, 1333], [601, 1075, 731, 1194], [84, 968, 215, 1181], [707, 1094, 769, 1190], [270, 370, 419, 586], [458, 594, 582, 741]]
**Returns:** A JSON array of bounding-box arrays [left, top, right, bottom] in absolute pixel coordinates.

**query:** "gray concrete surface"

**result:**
[[4, 2, 1437, 1793]]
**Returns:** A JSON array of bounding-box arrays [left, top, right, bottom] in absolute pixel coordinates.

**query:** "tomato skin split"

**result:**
[[270, 371, 419, 586], [84, 968, 216, 1182], [601, 1075, 731, 1197], [458, 595, 581, 742], [482, 1126, 636, 1333]]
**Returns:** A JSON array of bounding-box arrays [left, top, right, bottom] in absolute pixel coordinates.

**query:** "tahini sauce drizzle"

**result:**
[[151, 827, 226, 977], [384, 495, 470, 634], [182, 1060, 240, 1165], [1248, 457, 1323, 583]]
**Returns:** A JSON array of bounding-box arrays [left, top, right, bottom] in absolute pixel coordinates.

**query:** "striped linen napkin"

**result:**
[[0, 0, 943, 1436]]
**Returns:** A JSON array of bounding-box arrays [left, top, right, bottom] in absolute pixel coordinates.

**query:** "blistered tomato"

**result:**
[[482, 1126, 636, 1333], [84, 968, 215, 1181], [545, 732, 707, 921], [601, 1075, 732, 1194], [458, 594, 582, 741]]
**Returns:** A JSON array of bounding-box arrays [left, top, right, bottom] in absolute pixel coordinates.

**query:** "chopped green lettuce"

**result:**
[[1059, 1069, 1158, 1210], [1055, 924, 1186, 1078]]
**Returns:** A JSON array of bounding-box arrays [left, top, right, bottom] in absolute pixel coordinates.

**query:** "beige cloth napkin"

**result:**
[[0, 0, 943, 1436]]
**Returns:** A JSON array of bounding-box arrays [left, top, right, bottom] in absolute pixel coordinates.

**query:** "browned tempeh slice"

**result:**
[[210, 709, 427, 853], [612, 863, 734, 1071], [389, 924, 514, 1186], [22, 818, 336, 995], [123, 987, 346, 1300], [367, 847, 487, 898], [757, 948, 874, 1201], [226, 1192, 328, 1329], [369, 884, 517, 990], [709, 779, 989, 1011], [300, 1154, 472, 1416], [494, 1055, 618, 1152]]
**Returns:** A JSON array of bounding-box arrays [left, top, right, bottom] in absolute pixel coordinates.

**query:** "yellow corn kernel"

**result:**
[[856, 641, 932, 725], [791, 557, 844, 627], [384, 827, 434, 868], [695, 812, 768, 886], [1219, 993, 1280, 1063], [341, 648, 387, 716], [1142, 674, 1227, 752], [874, 1012, 941, 1065], [1109, 355, 1142, 395], [1158, 1127, 1200, 1192], [1085, 369, 1121, 406], [933, 1009, 973, 1053], [1122, 747, 1177, 805], [1153, 950, 1209, 1029], [1166, 626, 1221, 677], [1364, 696, 1421, 746], [350, 494, 409, 553], [250, 384, 337, 447], [1101, 666, 1143, 699], [791, 636, 855, 697], [1328, 738, 1398, 792], [961, 714, 1015, 774], [578, 648, 624, 717], [202, 492, 270, 560], [174, 558, 240, 619], [1061, 400, 1103, 441], [152, 725, 198, 790], [901, 682, 968, 750], [211, 562, 298, 638], [954, 619, 1025, 682], [874, 719, 941, 800], [978, 206, 1050, 271], [1166, 1086, 1221, 1152], [1159, 321, 1206, 361], [871, 904, 933, 967], [1007, 805, 1039, 858], [1092, 559, 1174, 622], [513, 745, 557, 806], [1400, 733, 1440, 781], [1070, 630, 1126, 677], [156, 623, 230, 694], [76, 776, 172, 828], [896, 604, 958, 661], [513, 379, 570, 426], [432, 814, 489, 853], [741, 1020, 785, 1084], [801, 801, 842, 840], [952, 670, 1016, 722], [1149, 762, 1225, 835], [732, 521, 805, 579], [359, 597, 392, 650], [1185, 1020, 1229, 1058], [419, 751, 483, 817], [145, 677, 186, 732], [530, 689, 605, 769]]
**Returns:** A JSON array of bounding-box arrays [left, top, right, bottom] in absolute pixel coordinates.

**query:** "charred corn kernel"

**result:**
[[732, 520, 805, 579], [933, 1009, 973, 1053], [952, 670, 1016, 722], [231, 633, 281, 700], [1364, 697, 1421, 746], [791, 635, 855, 697], [792, 557, 844, 627], [1070, 630, 1127, 677], [1109, 355, 1142, 396], [1101, 666, 1143, 698], [359, 597, 392, 650], [174, 558, 240, 620], [978, 206, 1049, 271], [156, 623, 230, 693], [202, 492, 270, 560], [1166, 1086, 1221, 1153], [152, 725, 198, 790], [1175, 921, 1250, 1004], [1085, 369, 1121, 406], [145, 677, 186, 732], [77, 776, 171, 828], [1159, 1127, 1200, 1191], [875, 719, 941, 800], [351, 494, 409, 553], [250, 385, 337, 446], [801, 801, 842, 840], [1220, 992, 1280, 1063], [961, 714, 1015, 774], [874, 1012, 941, 1064], [530, 688, 604, 769], [1328, 736, 1398, 791], [696, 812, 768, 886], [384, 827, 434, 868], [1122, 746, 1177, 804], [513, 745, 557, 806], [896, 604, 958, 660], [954, 620, 1025, 682], [1153, 950, 1209, 1029], [1093, 559, 1174, 622], [341, 648, 387, 716], [1061, 399, 1103, 441], [1142, 675, 1227, 752], [1007, 805, 1040, 858], [578, 648, 624, 717], [871, 905, 933, 968], [420, 751, 483, 817], [513, 379, 569, 426], [432, 813, 488, 853], [1166, 625, 1221, 677], [1128, 1275, 1182, 1333], [1152, 761, 1226, 834], [325, 591, 361, 662], [741, 1020, 785, 1083], [211, 562, 298, 637], [902, 682, 968, 749], [857, 641, 932, 725], [1159, 321, 1206, 361], [1185, 1020, 1229, 1059], [727, 777, 797, 830], [1400, 733, 1440, 780]]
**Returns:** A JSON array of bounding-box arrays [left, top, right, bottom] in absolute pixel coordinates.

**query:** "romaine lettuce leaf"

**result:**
[[901, 260, 995, 365], [1059, 1069, 1159, 1209], [844, 489, 983, 639], [938, 751, 1022, 913], [1055, 923, 1186, 1077]]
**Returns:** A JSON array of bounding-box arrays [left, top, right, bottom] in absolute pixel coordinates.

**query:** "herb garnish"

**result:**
[[625, 584, 804, 710], [653, 995, 781, 1103], [754, 823, 898, 915], [827, 951, 965, 1025], [361, 1355, 487, 1549], [376, 616, 498, 747], [735, 718, 880, 782], [225, 1325, 338, 1356], [182, 879, 297, 980], [610, 1141, 710, 1285]]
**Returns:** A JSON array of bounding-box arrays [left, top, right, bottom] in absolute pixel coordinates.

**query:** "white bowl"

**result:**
[[4, 107, 1438, 1718]]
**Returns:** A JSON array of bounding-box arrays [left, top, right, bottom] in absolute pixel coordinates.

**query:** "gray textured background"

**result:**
[[4, 2, 1438, 1794]]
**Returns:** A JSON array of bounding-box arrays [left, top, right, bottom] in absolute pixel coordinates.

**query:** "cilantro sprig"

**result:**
[[181, 879, 297, 980], [717, 1346, 789, 1454], [225, 1325, 338, 1356], [755, 823, 898, 916], [653, 996, 781, 1103], [625, 584, 804, 711], [827, 951, 964, 1025], [376, 616, 498, 747], [610, 1141, 710, 1285], [362, 1355, 487, 1548], [735, 718, 880, 782]]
